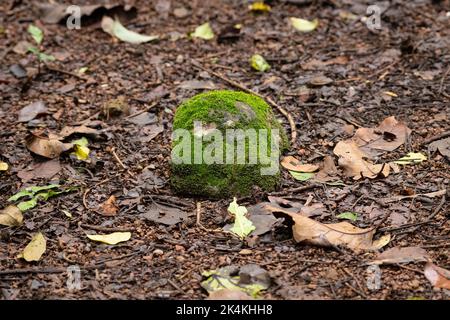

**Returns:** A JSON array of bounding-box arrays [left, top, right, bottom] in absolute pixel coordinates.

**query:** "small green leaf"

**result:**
[[227, 198, 255, 239], [8, 184, 59, 202], [289, 171, 314, 181], [78, 67, 89, 74], [17, 198, 38, 212], [38, 52, 55, 62], [394, 152, 427, 165], [289, 17, 319, 32], [190, 22, 214, 40], [337, 211, 358, 222], [27, 24, 43, 45], [250, 54, 270, 72], [27, 46, 40, 55]]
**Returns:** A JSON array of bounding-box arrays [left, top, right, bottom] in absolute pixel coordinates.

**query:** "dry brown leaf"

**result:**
[[429, 137, 450, 160], [302, 56, 348, 70], [58, 125, 100, 139], [371, 246, 430, 265], [353, 116, 411, 157], [334, 140, 390, 179], [314, 155, 339, 183], [26, 135, 72, 159], [284, 212, 390, 252], [309, 75, 333, 86], [0, 205, 23, 227], [281, 156, 319, 172], [424, 263, 450, 289], [18, 101, 47, 122], [207, 289, 253, 300], [17, 159, 62, 182], [100, 195, 119, 216]]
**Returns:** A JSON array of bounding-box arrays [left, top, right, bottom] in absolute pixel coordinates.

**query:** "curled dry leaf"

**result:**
[[101, 16, 158, 44], [87, 232, 131, 245], [334, 140, 390, 179], [283, 211, 390, 252], [100, 195, 119, 216], [58, 125, 100, 139], [281, 156, 319, 172], [26, 134, 72, 159], [371, 246, 430, 265], [424, 263, 450, 289], [0, 205, 23, 227], [429, 137, 450, 160], [143, 202, 190, 226]]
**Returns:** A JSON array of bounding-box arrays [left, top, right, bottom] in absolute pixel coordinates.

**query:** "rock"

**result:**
[[171, 90, 288, 198]]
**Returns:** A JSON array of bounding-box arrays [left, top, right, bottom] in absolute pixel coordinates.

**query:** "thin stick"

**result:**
[[125, 102, 158, 119], [45, 64, 87, 81], [191, 59, 297, 146]]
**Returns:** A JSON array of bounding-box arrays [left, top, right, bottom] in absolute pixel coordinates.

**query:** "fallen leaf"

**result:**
[[284, 211, 390, 252], [71, 137, 90, 161], [0, 205, 23, 227], [250, 54, 270, 72], [353, 116, 411, 157], [8, 184, 60, 202], [429, 137, 450, 160], [101, 16, 158, 44], [227, 198, 255, 239], [248, 2, 271, 12], [26, 134, 72, 159], [178, 80, 217, 90], [100, 195, 119, 216], [143, 202, 190, 226], [333, 140, 390, 179], [17, 159, 61, 182], [290, 171, 315, 181], [9, 184, 74, 212], [58, 125, 100, 139], [302, 56, 349, 70], [127, 112, 157, 126], [424, 263, 450, 289], [201, 265, 269, 298], [13, 40, 33, 55], [19, 232, 46, 262], [314, 155, 340, 183], [281, 156, 319, 172], [394, 152, 427, 165], [28, 24, 43, 45], [337, 211, 358, 222], [309, 75, 333, 86], [9, 64, 27, 78], [381, 189, 446, 203], [0, 161, 8, 171], [290, 17, 319, 32], [207, 289, 253, 300], [224, 203, 280, 236], [18, 101, 48, 122], [371, 247, 430, 265], [87, 232, 131, 245], [191, 22, 214, 40]]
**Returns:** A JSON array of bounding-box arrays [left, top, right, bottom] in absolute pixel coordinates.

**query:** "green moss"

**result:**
[[171, 90, 289, 198]]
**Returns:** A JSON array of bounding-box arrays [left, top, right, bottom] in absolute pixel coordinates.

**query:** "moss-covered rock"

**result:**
[[171, 90, 288, 198]]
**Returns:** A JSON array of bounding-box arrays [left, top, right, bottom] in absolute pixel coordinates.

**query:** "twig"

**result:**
[[191, 59, 297, 146], [438, 65, 450, 94], [124, 102, 158, 119], [269, 183, 322, 195], [45, 64, 87, 81], [422, 131, 450, 145]]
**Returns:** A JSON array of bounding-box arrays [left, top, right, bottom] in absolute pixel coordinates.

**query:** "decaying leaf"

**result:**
[[227, 198, 255, 239], [250, 54, 270, 72], [314, 155, 340, 183], [371, 247, 430, 265], [394, 152, 427, 165], [424, 263, 450, 289], [101, 16, 158, 44], [26, 134, 72, 159], [309, 75, 333, 86], [143, 202, 190, 226], [283, 211, 390, 252], [58, 125, 100, 139], [87, 232, 131, 245], [18, 101, 47, 122], [429, 137, 450, 160], [334, 140, 390, 179], [201, 265, 269, 298], [207, 289, 253, 300], [19, 232, 46, 262], [178, 80, 217, 90], [290, 17, 319, 32], [100, 195, 119, 216], [0, 205, 23, 227], [17, 159, 62, 182], [191, 22, 214, 40], [353, 116, 411, 157], [281, 156, 319, 173], [0, 161, 8, 171]]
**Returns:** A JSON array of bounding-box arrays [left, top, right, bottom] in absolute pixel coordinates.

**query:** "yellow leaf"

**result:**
[[20, 232, 46, 262], [383, 91, 398, 97], [191, 22, 214, 40], [0, 205, 23, 227], [290, 17, 319, 32], [0, 161, 8, 171], [87, 232, 131, 245], [394, 152, 427, 165], [248, 2, 271, 12]]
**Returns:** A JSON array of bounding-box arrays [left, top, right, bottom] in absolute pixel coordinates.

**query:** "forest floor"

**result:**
[[0, 0, 449, 300]]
